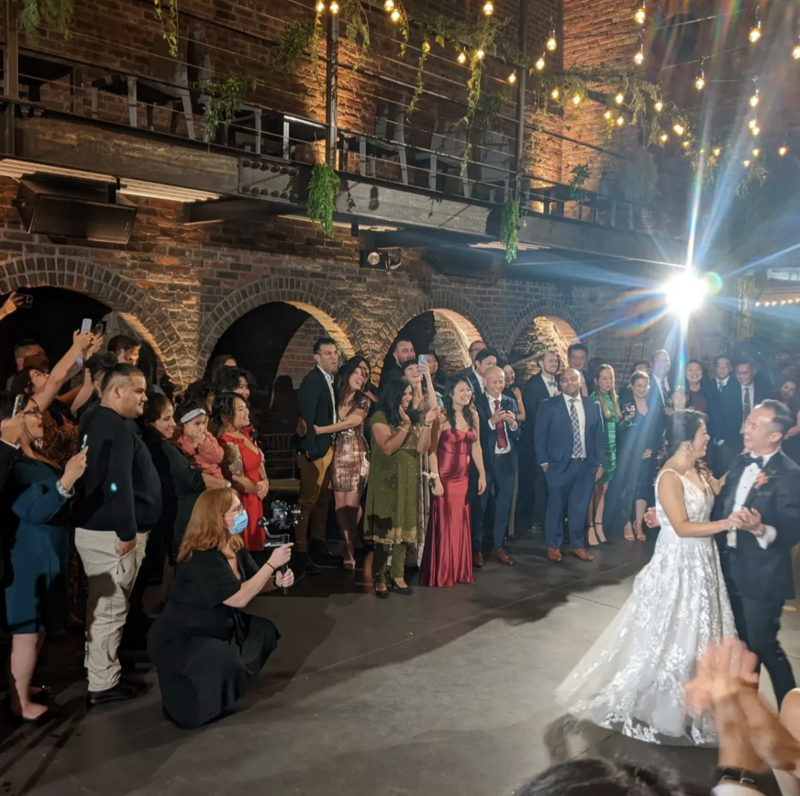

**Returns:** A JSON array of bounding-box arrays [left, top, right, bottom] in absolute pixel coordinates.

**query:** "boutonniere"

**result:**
[[754, 467, 777, 490]]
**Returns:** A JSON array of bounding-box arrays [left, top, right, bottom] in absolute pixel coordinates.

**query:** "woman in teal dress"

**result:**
[[588, 364, 622, 546], [4, 397, 87, 722], [364, 378, 437, 598]]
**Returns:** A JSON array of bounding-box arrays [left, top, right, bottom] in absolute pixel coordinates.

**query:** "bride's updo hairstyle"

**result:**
[[665, 409, 709, 457]]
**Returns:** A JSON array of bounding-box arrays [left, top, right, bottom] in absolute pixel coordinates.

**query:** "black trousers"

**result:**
[[728, 590, 796, 707]]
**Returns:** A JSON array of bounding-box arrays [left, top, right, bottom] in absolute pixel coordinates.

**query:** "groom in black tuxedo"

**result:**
[[714, 399, 800, 706]]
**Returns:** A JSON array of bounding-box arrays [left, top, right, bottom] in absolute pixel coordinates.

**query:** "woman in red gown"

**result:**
[[420, 377, 486, 588], [215, 392, 269, 552]]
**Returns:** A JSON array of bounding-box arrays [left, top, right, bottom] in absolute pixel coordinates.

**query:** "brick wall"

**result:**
[[275, 315, 327, 388]]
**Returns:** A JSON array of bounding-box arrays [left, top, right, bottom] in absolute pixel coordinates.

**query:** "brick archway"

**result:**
[[0, 256, 191, 383], [375, 290, 497, 369], [502, 299, 582, 355], [196, 275, 363, 371]]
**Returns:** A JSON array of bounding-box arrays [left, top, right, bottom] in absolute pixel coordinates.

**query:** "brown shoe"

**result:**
[[569, 548, 595, 562], [491, 547, 515, 566], [547, 548, 563, 562], [473, 552, 484, 568]]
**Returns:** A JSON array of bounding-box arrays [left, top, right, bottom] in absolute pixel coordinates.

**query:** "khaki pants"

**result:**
[[295, 449, 333, 553], [75, 529, 148, 692]]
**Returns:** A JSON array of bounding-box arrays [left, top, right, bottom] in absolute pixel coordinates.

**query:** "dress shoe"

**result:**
[[547, 547, 563, 562], [473, 552, 485, 568], [87, 678, 145, 708], [569, 548, 595, 562], [491, 547, 515, 566], [292, 552, 321, 576]]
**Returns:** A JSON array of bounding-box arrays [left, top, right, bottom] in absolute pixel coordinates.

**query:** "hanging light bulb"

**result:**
[[330, 1, 339, 13], [551, 88, 561, 100], [752, 147, 760, 157], [634, 5, 646, 25], [634, 46, 644, 65], [743, 159, 751, 167], [390, 8, 400, 21], [682, 140, 690, 149], [383, 0, 394, 9], [535, 55, 546, 71], [779, 145, 789, 156], [616, 115, 625, 126], [660, 132, 669, 143], [476, 48, 485, 60], [603, 109, 612, 120], [457, 51, 467, 65], [749, 21, 762, 43], [748, 118, 757, 130], [794, 43, 800, 59], [752, 124, 760, 136], [654, 99, 663, 112], [572, 93, 582, 106], [749, 89, 760, 108], [508, 71, 517, 84], [694, 74, 705, 91], [316, 0, 325, 11], [673, 122, 685, 136], [546, 32, 557, 51], [713, 147, 722, 157], [483, 0, 494, 16], [615, 92, 625, 105]]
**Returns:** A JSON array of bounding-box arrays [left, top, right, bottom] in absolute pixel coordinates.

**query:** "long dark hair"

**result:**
[[377, 377, 418, 428], [334, 358, 366, 409], [442, 376, 475, 431], [212, 391, 246, 428], [665, 409, 708, 457]]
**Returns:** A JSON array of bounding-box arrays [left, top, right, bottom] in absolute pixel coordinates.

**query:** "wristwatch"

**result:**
[[715, 766, 758, 788]]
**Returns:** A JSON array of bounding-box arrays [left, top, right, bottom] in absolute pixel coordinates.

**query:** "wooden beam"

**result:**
[[183, 198, 294, 225]]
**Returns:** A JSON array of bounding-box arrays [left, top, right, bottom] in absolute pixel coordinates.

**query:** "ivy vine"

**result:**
[[307, 162, 340, 238], [568, 163, 591, 203], [339, 0, 371, 73], [270, 20, 316, 74], [19, 0, 74, 38], [500, 198, 519, 263], [153, 0, 179, 58], [196, 75, 256, 143], [406, 40, 430, 118]]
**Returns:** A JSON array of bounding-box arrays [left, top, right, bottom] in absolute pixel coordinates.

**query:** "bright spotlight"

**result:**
[[663, 271, 708, 318]]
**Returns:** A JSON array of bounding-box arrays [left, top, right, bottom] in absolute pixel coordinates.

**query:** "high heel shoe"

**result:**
[[342, 546, 356, 570], [634, 520, 646, 541], [587, 526, 600, 547], [389, 580, 413, 596], [5, 700, 60, 724], [374, 585, 389, 599], [594, 523, 609, 544], [623, 523, 635, 542]]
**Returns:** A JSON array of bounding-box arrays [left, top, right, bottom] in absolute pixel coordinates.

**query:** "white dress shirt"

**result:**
[[541, 373, 559, 396], [716, 375, 730, 391], [726, 449, 778, 549], [713, 784, 765, 796], [563, 393, 586, 456], [316, 365, 337, 424], [652, 374, 670, 405], [472, 366, 485, 394]]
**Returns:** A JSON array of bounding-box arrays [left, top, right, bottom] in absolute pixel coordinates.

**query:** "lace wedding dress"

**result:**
[[556, 468, 736, 746]]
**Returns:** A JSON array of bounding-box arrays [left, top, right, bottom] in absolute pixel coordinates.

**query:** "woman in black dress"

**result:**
[[148, 488, 294, 729]]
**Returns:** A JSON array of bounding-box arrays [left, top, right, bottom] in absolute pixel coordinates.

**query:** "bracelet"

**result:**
[[224, 480, 232, 488], [430, 473, 440, 479], [265, 563, 275, 576], [714, 766, 758, 788], [55, 480, 74, 498]]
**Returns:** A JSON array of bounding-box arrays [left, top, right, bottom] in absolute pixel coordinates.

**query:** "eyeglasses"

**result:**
[[23, 406, 41, 416]]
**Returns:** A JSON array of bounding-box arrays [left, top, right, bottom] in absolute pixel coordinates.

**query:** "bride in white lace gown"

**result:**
[[556, 411, 740, 746]]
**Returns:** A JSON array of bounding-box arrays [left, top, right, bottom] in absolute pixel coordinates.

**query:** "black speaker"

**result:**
[[14, 177, 137, 243]]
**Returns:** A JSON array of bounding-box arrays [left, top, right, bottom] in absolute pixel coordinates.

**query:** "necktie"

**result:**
[[743, 387, 752, 420], [569, 399, 584, 458], [744, 454, 764, 469], [718, 381, 724, 394], [494, 399, 509, 449]]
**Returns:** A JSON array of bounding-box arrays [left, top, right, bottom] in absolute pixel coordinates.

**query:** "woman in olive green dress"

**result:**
[[588, 364, 622, 546], [365, 377, 438, 598]]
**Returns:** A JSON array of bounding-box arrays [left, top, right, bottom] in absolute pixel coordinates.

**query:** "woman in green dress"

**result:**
[[365, 377, 438, 598], [588, 364, 622, 546]]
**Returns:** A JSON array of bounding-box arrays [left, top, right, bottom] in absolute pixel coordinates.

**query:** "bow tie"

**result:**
[[744, 455, 764, 469]]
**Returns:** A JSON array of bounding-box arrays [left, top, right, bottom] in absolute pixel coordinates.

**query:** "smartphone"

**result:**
[[418, 354, 429, 366], [92, 321, 106, 336], [81, 434, 88, 451], [80, 318, 92, 334], [19, 294, 33, 309], [12, 393, 25, 416]]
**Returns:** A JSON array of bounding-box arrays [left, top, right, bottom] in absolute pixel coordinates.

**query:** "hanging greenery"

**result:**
[[153, 0, 179, 58], [19, 0, 74, 38], [196, 74, 255, 143], [310, 4, 325, 90], [307, 162, 340, 238], [500, 198, 519, 263], [473, 90, 507, 132], [270, 20, 316, 74], [736, 162, 768, 199], [568, 163, 591, 203], [339, 0, 371, 73], [406, 41, 430, 118]]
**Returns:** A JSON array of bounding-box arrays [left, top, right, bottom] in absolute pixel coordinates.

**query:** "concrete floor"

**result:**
[[1, 535, 797, 796]]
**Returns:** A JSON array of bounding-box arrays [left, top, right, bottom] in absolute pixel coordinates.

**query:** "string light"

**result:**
[[476, 48, 485, 60], [330, 1, 339, 13], [752, 147, 760, 157], [507, 71, 516, 84], [660, 132, 669, 143], [749, 84, 760, 108], [316, 0, 325, 11], [748, 118, 757, 130], [654, 99, 663, 112], [779, 145, 789, 156], [694, 73, 705, 91], [682, 140, 690, 149], [603, 109, 612, 120], [546, 31, 557, 51], [390, 8, 400, 21], [634, 45, 644, 65], [572, 93, 582, 105], [616, 115, 625, 126], [457, 51, 467, 64], [634, 4, 646, 25], [752, 125, 760, 136], [615, 92, 625, 105], [794, 43, 800, 59], [713, 147, 722, 157], [535, 55, 546, 71], [743, 159, 751, 167], [673, 122, 685, 136], [551, 88, 560, 100], [383, 0, 393, 9], [749, 21, 762, 43], [482, 0, 494, 16]]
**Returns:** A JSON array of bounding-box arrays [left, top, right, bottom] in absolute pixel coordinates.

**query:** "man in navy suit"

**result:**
[[535, 368, 604, 562], [476, 366, 521, 566]]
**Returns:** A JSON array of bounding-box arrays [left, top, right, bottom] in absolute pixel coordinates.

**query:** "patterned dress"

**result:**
[[331, 395, 371, 493]]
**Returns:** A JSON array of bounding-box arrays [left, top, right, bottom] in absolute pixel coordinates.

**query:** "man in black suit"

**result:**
[[707, 355, 740, 477], [294, 336, 339, 574], [455, 340, 487, 381], [379, 336, 415, 391], [567, 343, 590, 397], [476, 366, 521, 566], [535, 368, 604, 562], [515, 349, 560, 536], [715, 400, 800, 706]]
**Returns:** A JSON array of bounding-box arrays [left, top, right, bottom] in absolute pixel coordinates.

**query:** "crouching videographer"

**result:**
[[148, 488, 294, 729]]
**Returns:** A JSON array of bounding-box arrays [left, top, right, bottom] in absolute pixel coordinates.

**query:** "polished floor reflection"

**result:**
[[1, 535, 795, 795]]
